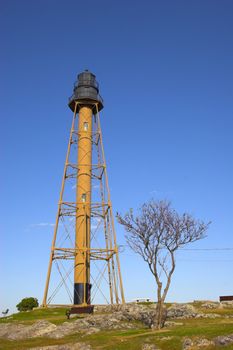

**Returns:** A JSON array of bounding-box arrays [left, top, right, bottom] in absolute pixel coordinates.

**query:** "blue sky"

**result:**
[[1, 0, 233, 313]]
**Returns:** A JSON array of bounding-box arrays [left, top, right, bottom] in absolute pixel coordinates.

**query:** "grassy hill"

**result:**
[[0, 302, 233, 350]]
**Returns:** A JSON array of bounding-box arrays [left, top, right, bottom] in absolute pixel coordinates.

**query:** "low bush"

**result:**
[[16, 297, 39, 312]]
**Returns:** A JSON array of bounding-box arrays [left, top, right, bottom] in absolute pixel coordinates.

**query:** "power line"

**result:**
[[180, 248, 233, 251], [119, 245, 233, 251]]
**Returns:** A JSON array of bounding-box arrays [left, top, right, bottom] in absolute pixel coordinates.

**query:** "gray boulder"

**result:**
[[183, 337, 214, 349], [142, 344, 159, 350], [201, 302, 219, 309], [0, 321, 57, 340], [214, 334, 233, 346], [167, 304, 197, 319]]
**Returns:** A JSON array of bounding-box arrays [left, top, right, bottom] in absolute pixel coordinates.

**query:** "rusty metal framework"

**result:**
[[42, 102, 125, 307]]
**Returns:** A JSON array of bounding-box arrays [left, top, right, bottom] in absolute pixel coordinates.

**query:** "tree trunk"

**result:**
[[152, 283, 165, 329], [152, 251, 174, 329], [153, 299, 166, 329]]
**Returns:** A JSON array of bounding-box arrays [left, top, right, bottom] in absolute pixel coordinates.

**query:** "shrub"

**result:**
[[16, 297, 39, 312]]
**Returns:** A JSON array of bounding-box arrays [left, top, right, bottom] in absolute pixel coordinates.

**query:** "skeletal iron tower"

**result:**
[[42, 71, 125, 310]]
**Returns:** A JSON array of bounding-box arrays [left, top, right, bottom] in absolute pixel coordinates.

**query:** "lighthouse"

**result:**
[[42, 71, 125, 310]]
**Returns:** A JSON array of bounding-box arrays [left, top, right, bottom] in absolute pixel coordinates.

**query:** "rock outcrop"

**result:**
[[167, 303, 220, 319], [48, 312, 139, 339], [141, 344, 159, 350], [1, 321, 57, 340], [0, 311, 143, 340], [183, 337, 214, 349], [183, 334, 233, 349], [214, 334, 233, 346], [167, 304, 197, 319]]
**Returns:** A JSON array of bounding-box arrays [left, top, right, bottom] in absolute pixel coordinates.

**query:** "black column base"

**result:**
[[74, 283, 92, 305]]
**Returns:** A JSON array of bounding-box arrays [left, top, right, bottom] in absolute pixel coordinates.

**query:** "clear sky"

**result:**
[[1, 0, 233, 314]]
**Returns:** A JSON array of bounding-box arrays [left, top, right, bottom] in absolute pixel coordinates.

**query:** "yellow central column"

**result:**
[[74, 106, 92, 305]]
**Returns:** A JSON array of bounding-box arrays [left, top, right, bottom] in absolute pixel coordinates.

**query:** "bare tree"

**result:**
[[117, 199, 210, 329]]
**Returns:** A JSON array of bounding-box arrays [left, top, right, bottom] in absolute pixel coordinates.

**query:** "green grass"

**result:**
[[1, 306, 233, 349], [0, 307, 71, 325]]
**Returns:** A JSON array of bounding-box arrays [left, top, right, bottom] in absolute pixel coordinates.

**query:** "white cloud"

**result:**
[[93, 184, 100, 189], [150, 189, 159, 194], [91, 224, 98, 229], [30, 223, 55, 227], [93, 217, 102, 223], [150, 189, 174, 196]]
